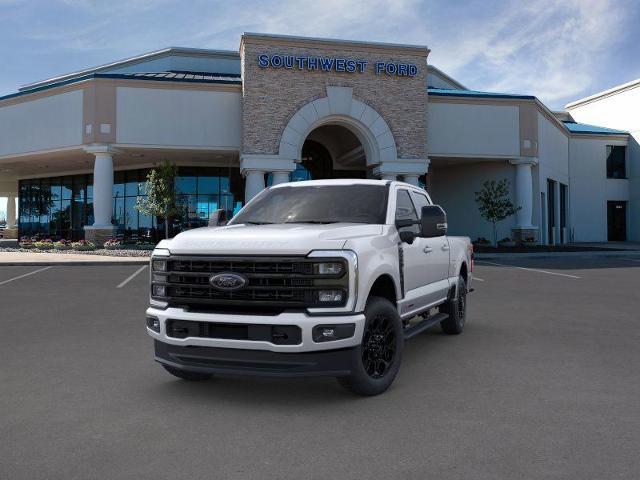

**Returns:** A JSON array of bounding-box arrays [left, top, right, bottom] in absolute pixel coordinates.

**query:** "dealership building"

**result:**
[[0, 33, 637, 244]]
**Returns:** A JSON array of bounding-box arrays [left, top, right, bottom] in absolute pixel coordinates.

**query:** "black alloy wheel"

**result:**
[[337, 296, 404, 396], [362, 313, 397, 379]]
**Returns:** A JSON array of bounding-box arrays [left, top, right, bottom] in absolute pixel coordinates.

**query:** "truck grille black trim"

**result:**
[[161, 255, 348, 310], [166, 319, 302, 345]]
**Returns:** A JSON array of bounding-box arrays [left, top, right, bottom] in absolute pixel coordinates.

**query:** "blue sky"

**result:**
[[1, 0, 640, 107], [1, 0, 640, 218]]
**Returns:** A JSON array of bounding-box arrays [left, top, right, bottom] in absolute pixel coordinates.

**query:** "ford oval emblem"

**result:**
[[209, 272, 248, 291]]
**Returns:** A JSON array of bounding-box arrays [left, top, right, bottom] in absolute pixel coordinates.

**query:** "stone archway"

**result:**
[[240, 85, 430, 200], [278, 86, 398, 167]]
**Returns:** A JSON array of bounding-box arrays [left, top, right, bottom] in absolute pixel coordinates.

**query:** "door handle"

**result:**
[[423, 246, 433, 254], [442, 244, 450, 251]]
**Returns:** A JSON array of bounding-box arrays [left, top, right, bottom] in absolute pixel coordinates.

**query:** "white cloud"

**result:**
[[426, 0, 631, 107], [3, 0, 635, 108]]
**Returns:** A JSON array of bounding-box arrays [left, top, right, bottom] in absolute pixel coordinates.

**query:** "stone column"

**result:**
[[244, 170, 266, 202], [241, 154, 295, 202], [271, 171, 290, 186], [6, 195, 16, 228], [403, 175, 420, 186], [374, 159, 429, 186], [84, 145, 117, 246], [509, 158, 538, 242], [2, 195, 18, 239]]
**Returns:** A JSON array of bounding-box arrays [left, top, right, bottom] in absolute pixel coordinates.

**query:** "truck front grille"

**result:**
[[157, 256, 348, 311]]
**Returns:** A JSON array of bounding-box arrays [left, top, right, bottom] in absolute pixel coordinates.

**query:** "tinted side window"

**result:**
[[395, 190, 419, 234], [410, 191, 430, 216]]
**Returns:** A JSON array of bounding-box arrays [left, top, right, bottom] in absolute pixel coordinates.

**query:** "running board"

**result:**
[[403, 313, 448, 340]]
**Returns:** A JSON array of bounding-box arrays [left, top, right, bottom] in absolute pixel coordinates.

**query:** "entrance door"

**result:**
[[607, 201, 627, 241], [301, 139, 367, 180], [560, 184, 568, 243], [547, 179, 556, 244]]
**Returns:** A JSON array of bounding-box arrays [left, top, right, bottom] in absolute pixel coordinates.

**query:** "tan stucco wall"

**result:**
[[240, 35, 428, 160]]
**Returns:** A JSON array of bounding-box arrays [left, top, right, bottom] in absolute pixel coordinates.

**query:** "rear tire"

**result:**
[[162, 365, 212, 381], [337, 296, 404, 396], [440, 276, 467, 335]]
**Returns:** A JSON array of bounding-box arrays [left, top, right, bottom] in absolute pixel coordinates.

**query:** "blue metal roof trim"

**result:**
[[562, 121, 628, 135], [428, 87, 535, 100], [0, 72, 242, 102]]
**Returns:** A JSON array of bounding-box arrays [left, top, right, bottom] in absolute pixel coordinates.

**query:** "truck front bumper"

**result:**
[[154, 340, 355, 377], [146, 306, 366, 353]]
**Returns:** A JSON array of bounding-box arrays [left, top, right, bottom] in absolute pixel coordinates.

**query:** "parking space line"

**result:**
[[0, 266, 53, 286], [477, 260, 581, 279], [116, 265, 148, 289], [473, 276, 485, 282]]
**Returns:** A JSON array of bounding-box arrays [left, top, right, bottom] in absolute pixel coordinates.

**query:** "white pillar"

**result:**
[[271, 171, 290, 185], [244, 170, 265, 202], [380, 174, 396, 181], [403, 175, 420, 186], [92, 152, 114, 227], [510, 158, 536, 229], [6, 195, 16, 228]]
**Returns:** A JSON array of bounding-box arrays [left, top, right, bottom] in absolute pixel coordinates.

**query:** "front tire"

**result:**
[[440, 276, 467, 335], [337, 296, 404, 396], [162, 365, 212, 381]]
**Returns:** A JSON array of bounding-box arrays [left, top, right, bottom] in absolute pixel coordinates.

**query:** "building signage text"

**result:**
[[257, 53, 418, 77]]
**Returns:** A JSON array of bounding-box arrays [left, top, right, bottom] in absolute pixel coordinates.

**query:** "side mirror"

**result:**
[[421, 205, 447, 237], [208, 209, 227, 227]]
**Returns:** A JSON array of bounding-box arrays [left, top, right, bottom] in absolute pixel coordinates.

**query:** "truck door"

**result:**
[[409, 190, 451, 304], [394, 189, 426, 298]]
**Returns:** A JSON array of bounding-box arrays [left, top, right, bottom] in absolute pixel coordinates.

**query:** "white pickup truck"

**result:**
[[146, 179, 473, 395]]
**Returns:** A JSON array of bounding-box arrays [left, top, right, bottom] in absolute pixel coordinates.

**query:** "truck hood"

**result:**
[[166, 223, 384, 255]]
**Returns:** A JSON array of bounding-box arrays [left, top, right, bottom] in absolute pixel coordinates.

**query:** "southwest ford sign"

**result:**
[[257, 54, 418, 77]]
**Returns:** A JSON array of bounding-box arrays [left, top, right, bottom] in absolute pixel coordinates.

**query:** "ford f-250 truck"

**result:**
[[146, 179, 473, 395]]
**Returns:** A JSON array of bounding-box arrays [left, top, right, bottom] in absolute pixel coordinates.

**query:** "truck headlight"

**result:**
[[152, 259, 167, 272], [314, 262, 344, 275]]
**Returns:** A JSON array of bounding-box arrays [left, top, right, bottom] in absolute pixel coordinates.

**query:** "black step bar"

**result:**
[[403, 313, 448, 340]]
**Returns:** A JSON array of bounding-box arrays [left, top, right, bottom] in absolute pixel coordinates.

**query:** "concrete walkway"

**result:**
[[568, 242, 640, 251], [476, 250, 640, 259], [0, 251, 149, 266]]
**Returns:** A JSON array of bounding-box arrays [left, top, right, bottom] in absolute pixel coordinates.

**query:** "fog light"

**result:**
[[152, 259, 167, 272], [314, 262, 343, 275], [313, 324, 356, 342], [146, 316, 160, 332], [317, 290, 344, 303], [152, 284, 166, 297]]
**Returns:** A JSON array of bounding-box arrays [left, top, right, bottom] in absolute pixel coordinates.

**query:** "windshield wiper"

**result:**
[[244, 221, 275, 225]]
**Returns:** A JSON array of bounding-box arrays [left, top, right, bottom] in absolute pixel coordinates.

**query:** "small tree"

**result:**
[[474, 179, 520, 246], [136, 161, 181, 239]]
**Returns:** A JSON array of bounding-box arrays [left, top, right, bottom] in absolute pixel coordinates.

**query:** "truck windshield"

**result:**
[[229, 184, 388, 225]]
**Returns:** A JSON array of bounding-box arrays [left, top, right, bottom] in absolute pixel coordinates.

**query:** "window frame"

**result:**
[[606, 145, 627, 179], [394, 189, 420, 235]]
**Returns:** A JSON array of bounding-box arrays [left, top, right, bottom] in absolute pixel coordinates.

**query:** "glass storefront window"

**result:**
[[176, 175, 197, 194], [18, 166, 244, 241]]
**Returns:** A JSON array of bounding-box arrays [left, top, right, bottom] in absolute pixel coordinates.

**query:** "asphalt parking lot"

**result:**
[[1, 256, 640, 479]]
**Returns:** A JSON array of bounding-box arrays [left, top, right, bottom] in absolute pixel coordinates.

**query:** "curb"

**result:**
[[0, 260, 150, 266], [476, 251, 640, 259]]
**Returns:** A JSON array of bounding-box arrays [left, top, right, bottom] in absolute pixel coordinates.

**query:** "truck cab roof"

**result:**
[[269, 178, 420, 189]]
